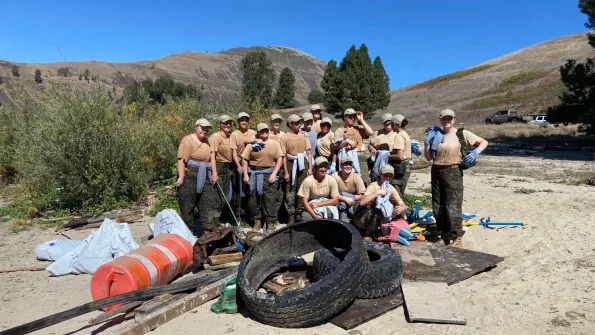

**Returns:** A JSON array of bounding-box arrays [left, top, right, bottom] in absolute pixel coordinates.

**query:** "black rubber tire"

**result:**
[[237, 219, 369, 328], [313, 241, 403, 299]]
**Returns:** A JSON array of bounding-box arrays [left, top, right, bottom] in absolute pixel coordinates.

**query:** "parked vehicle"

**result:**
[[528, 115, 550, 125], [485, 109, 524, 124]]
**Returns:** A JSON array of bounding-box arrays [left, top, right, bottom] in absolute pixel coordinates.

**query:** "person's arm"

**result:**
[[242, 158, 250, 184], [232, 149, 243, 173], [368, 143, 377, 154], [302, 197, 322, 219], [210, 152, 218, 183], [306, 150, 313, 176], [424, 143, 433, 162], [359, 188, 387, 207], [356, 112, 374, 136], [474, 138, 489, 152], [389, 149, 405, 161], [270, 156, 283, 183], [311, 197, 339, 208], [176, 158, 185, 187], [283, 155, 289, 182]]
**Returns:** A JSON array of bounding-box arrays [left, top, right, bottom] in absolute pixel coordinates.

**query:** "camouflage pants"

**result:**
[[391, 171, 411, 201], [214, 161, 233, 223], [246, 166, 282, 223], [431, 165, 464, 239], [176, 168, 219, 237], [358, 152, 371, 186], [352, 202, 381, 237], [283, 160, 307, 221], [301, 207, 333, 221]]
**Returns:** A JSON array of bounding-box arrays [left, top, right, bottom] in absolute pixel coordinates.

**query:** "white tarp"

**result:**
[[152, 209, 197, 245]]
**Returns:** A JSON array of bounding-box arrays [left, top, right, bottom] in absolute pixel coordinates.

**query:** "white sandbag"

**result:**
[[35, 240, 82, 261], [153, 209, 197, 245], [46, 218, 140, 276]]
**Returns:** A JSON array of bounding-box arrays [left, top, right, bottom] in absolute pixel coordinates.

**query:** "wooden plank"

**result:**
[[427, 243, 505, 285], [134, 293, 187, 320], [329, 290, 404, 330], [88, 301, 144, 326], [203, 261, 241, 270], [207, 252, 243, 265], [116, 273, 235, 335], [391, 241, 466, 325]]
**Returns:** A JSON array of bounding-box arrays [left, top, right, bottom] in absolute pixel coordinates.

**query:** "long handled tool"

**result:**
[[215, 180, 239, 227], [463, 217, 526, 227]]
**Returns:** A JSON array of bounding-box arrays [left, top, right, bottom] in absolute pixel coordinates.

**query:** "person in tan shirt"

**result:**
[[175, 119, 218, 236], [423, 109, 489, 248], [331, 108, 374, 182], [268, 113, 285, 144], [209, 114, 234, 224], [353, 165, 407, 240], [389, 114, 412, 200], [230, 112, 257, 218], [298, 156, 340, 221], [331, 156, 366, 221], [242, 123, 283, 233], [310, 104, 323, 133], [316, 117, 334, 165], [368, 113, 397, 182]]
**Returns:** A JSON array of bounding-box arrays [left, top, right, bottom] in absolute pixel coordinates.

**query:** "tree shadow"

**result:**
[[482, 135, 595, 162]]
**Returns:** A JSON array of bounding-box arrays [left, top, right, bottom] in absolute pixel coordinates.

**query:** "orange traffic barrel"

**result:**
[[90, 234, 194, 310]]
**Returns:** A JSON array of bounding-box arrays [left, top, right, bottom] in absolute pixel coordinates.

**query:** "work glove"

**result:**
[[328, 162, 336, 175], [410, 140, 422, 156], [463, 149, 481, 164]]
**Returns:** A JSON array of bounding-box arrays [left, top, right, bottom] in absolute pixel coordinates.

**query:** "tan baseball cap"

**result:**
[[314, 156, 329, 166], [310, 104, 322, 111], [344, 108, 357, 116], [195, 118, 211, 127], [219, 114, 232, 123], [392, 114, 405, 125], [270, 113, 283, 121], [321, 117, 333, 125], [381, 165, 394, 175], [257, 123, 269, 131], [440, 109, 456, 118], [287, 114, 302, 123], [341, 156, 353, 164], [302, 112, 314, 121], [238, 112, 250, 119], [382, 113, 393, 123]]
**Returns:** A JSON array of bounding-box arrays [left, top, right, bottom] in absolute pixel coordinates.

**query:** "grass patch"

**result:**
[[479, 71, 549, 96], [404, 193, 432, 210], [514, 188, 554, 194], [557, 173, 595, 186], [0, 204, 17, 221], [149, 178, 181, 217], [406, 65, 494, 91]]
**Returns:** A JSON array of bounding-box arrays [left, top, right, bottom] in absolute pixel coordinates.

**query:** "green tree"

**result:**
[[273, 67, 296, 108], [321, 60, 343, 117], [308, 89, 325, 104], [84, 69, 90, 81], [241, 51, 275, 107], [34, 69, 43, 84], [548, 0, 595, 134], [11, 65, 20, 77], [371, 56, 391, 110]]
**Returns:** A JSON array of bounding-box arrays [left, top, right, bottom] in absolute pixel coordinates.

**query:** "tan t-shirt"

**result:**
[[331, 172, 365, 195], [269, 130, 285, 144], [297, 175, 340, 201], [433, 129, 482, 166], [333, 126, 366, 152], [393, 130, 412, 160], [364, 182, 403, 207], [280, 132, 311, 156], [370, 130, 398, 151], [230, 129, 257, 157], [177, 134, 211, 164], [316, 131, 335, 157], [312, 120, 322, 133], [209, 131, 232, 163], [242, 139, 283, 168]]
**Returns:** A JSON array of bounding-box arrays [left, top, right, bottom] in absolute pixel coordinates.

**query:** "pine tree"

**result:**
[[273, 67, 296, 108], [321, 60, 343, 117], [241, 51, 276, 107], [34, 69, 43, 84], [371, 56, 391, 110], [308, 89, 325, 104], [11, 65, 20, 77]]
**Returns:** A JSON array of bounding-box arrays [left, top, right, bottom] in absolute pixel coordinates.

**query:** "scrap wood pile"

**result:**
[[1, 218, 505, 335]]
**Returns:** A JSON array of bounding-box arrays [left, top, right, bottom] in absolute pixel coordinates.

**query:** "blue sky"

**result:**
[[0, 0, 589, 89]]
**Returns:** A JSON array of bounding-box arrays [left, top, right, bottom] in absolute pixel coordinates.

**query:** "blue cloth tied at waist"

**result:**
[[338, 191, 356, 219], [247, 167, 275, 195], [287, 152, 307, 185], [310, 198, 339, 219], [187, 160, 212, 193], [372, 150, 390, 176], [376, 181, 393, 221]]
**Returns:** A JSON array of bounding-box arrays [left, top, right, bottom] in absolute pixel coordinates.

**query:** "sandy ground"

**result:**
[[1, 148, 594, 335]]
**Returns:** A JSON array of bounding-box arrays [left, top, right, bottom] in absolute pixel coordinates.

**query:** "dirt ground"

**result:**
[[1, 148, 594, 335]]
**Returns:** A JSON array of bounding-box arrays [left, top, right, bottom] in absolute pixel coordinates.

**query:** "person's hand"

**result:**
[[268, 173, 277, 184], [211, 172, 218, 184], [463, 149, 481, 164], [310, 202, 319, 209], [376, 189, 388, 197], [237, 166, 243, 173], [346, 139, 357, 147], [243, 175, 250, 184], [175, 176, 184, 187], [307, 167, 313, 176], [312, 213, 323, 220], [356, 112, 364, 121], [284, 172, 289, 182], [424, 131, 437, 145], [344, 198, 354, 206], [255, 139, 264, 144], [393, 204, 406, 215]]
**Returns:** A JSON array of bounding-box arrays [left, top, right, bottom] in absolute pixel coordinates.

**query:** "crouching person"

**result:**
[[297, 157, 340, 221], [331, 156, 366, 222], [353, 165, 407, 240], [242, 123, 283, 233]]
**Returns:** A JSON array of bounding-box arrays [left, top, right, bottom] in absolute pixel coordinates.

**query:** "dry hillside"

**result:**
[[386, 32, 594, 126], [0, 46, 326, 105]]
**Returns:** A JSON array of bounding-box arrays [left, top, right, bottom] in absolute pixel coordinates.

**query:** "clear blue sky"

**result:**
[[0, 0, 589, 89]]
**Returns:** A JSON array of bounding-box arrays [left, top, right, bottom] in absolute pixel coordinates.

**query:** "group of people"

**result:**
[[176, 104, 488, 247]]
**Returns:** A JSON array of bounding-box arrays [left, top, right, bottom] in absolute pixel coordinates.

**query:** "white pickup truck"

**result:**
[[528, 115, 549, 125]]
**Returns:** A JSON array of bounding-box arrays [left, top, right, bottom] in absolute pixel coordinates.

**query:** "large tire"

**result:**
[[237, 219, 369, 328], [313, 241, 403, 299]]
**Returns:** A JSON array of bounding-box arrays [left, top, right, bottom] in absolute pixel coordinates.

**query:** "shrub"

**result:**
[[308, 89, 325, 104]]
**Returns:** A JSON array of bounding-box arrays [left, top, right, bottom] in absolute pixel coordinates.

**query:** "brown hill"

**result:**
[[385, 32, 594, 126], [0, 46, 327, 105]]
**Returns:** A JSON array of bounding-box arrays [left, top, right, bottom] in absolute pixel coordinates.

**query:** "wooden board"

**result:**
[[427, 243, 505, 285], [392, 241, 466, 325], [329, 290, 404, 330]]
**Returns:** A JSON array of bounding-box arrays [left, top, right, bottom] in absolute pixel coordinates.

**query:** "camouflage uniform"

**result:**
[[246, 166, 283, 224], [431, 165, 464, 240], [176, 167, 219, 236], [351, 201, 382, 237], [283, 160, 307, 222], [358, 152, 372, 186], [214, 161, 233, 224]]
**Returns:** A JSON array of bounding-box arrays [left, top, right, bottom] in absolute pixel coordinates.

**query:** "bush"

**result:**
[[308, 89, 325, 104]]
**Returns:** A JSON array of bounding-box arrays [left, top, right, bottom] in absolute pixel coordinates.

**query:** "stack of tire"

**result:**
[[237, 219, 403, 328]]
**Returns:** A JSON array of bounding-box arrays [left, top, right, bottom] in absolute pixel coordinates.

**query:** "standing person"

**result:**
[[268, 113, 285, 144], [390, 114, 412, 200], [209, 115, 234, 225], [230, 112, 257, 218], [424, 109, 489, 248], [332, 108, 374, 182], [352, 165, 407, 240], [301, 111, 318, 161], [280, 114, 313, 224], [368, 113, 397, 182], [331, 156, 366, 221], [176, 119, 218, 237], [242, 123, 283, 233], [310, 104, 323, 133], [298, 157, 340, 220], [316, 117, 335, 170]]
